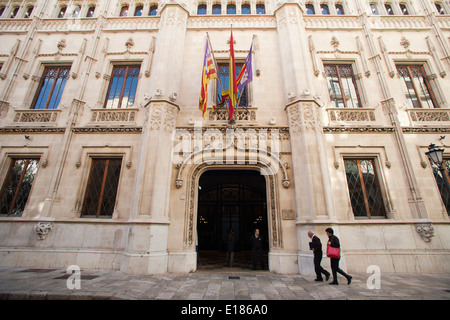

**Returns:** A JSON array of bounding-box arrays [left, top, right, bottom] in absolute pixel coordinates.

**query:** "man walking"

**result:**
[[250, 229, 265, 270], [308, 231, 330, 282]]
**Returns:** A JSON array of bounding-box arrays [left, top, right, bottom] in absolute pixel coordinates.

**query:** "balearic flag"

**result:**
[[228, 29, 238, 120], [199, 37, 217, 119], [237, 43, 253, 92]]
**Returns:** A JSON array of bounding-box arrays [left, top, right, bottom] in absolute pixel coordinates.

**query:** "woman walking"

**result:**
[[326, 228, 352, 285]]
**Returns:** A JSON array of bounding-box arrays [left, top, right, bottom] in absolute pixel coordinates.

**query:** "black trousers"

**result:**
[[314, 253, 330, 280], [330, 257, 350, 283], [252, 249, 265, 269]]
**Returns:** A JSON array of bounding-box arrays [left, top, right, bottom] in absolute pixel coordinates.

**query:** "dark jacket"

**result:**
[[309, 235, 322, 255], [226, 231, 236, 252], [250, 234, 263, 251], [328, 235, 340, 248]]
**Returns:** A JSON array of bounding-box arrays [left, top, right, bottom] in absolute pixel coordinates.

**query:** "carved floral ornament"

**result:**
[[415, 223, 435, 242], [125, 37, 134, 50], [286, 102, 322, 134], [34, 222, 54, 240], [174, 135, 290, 190]]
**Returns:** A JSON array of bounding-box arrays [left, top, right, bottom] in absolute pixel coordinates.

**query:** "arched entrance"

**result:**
[[197, 170, 269, 270]]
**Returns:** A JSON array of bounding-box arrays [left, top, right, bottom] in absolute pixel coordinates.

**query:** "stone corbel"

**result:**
[[0, 39, 21, 80], [378, 36, 395, 78], [415, 223, 435, 242], [34, 221, 54, 240], [426, 37, 446, 78]]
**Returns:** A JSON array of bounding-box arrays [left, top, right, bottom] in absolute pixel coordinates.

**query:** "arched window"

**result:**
[[399, 3, 409, 15], [384, 4, 394, 15], [336, 4, 345, 15], [86, 6, 95, 17], [212, 4, 221, 14], [435, 3, 445, 14], [227, 4, 236, 14], [321, 4, 330, 15], [370, 3, 379, 15], [120, 5, 129, 16], [149, 5, 157, 16], [25, 6, 34, 18], [10, 6, 19, 18], [241, 4, 251, 14], [58, 6, 67, 18], [256, 3, 265, 14], [134, 5, 143, 16], [306, 4, 315, 15], [72, 5, 81, 18], [197, 4, 207, 15]]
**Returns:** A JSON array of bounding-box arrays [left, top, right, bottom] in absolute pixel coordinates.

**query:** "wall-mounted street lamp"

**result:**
[[426, 143, 450, 191]]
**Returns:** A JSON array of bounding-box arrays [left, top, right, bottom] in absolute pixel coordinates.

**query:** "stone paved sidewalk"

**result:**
[[0, 267, 449, 300]]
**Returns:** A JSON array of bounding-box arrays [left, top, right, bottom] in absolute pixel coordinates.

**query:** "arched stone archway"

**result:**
[[182, 159, 283, 272]]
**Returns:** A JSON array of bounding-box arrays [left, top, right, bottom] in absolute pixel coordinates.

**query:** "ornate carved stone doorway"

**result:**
[[196, 170, 269, 269]]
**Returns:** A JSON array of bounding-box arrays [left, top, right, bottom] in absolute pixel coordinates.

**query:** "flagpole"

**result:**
[[237, 35, 254, 114], [229, 24, 237, 123], [206, 33, 225, 100], [231, 35, 254, 125]]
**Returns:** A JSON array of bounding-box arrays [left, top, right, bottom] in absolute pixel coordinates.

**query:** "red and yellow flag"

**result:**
[[199, 37, 217, 119], [228, 29, 238, 120]]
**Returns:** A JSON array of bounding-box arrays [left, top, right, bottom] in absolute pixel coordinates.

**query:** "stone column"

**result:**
[[276, 2, 336, 275], [121, 3, 187, 275]]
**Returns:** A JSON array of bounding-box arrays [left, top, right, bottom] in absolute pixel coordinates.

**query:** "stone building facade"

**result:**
[[0, 0, 449, 275]]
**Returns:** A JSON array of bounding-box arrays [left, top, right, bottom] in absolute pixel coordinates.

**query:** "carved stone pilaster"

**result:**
[[0, 100, 9, 118], [0, 39, 20, 80], [286, 101, 322, 134], [286, 101, 333, 221], [147, 102, 178, 133]]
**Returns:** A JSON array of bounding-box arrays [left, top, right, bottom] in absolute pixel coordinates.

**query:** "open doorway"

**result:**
[[196, 170, 269, 270]]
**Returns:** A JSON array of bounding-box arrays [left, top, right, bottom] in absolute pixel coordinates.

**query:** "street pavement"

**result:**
[[0, 266, 449, 300]]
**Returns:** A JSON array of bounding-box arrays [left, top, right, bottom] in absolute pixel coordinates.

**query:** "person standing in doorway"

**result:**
[[326, 228, 352, 285], [250, 229, 265, 270], [226, 228, 236, 267], [308, 231, 330, 282]]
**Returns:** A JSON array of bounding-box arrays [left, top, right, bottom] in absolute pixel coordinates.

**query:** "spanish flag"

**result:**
[[199, 37, 217, 119], [228, 29, 238, 120]]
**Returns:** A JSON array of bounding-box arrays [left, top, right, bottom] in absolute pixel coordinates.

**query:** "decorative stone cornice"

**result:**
[[72, 127, 142, 133], [0, 127, 65, 134], [402, 127, 450, 133], [323, 126, 395, 133]]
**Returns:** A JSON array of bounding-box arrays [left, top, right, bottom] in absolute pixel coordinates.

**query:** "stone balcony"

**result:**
[[12, 109, 61, 125], [407, 108, 450, 123]]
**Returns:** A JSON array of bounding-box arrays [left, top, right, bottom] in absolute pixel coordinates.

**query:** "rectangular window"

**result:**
[[344, 158, 386, 218], [32, 66, 70, 109], [104, 65, 140, 109], [82, 158, 122, 217], [0, 158, 40, 216], [431, 159, 450, 216], [396, 65, 438, 109], [324, 64, 362, 108], [217, 63, 248, 108]]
